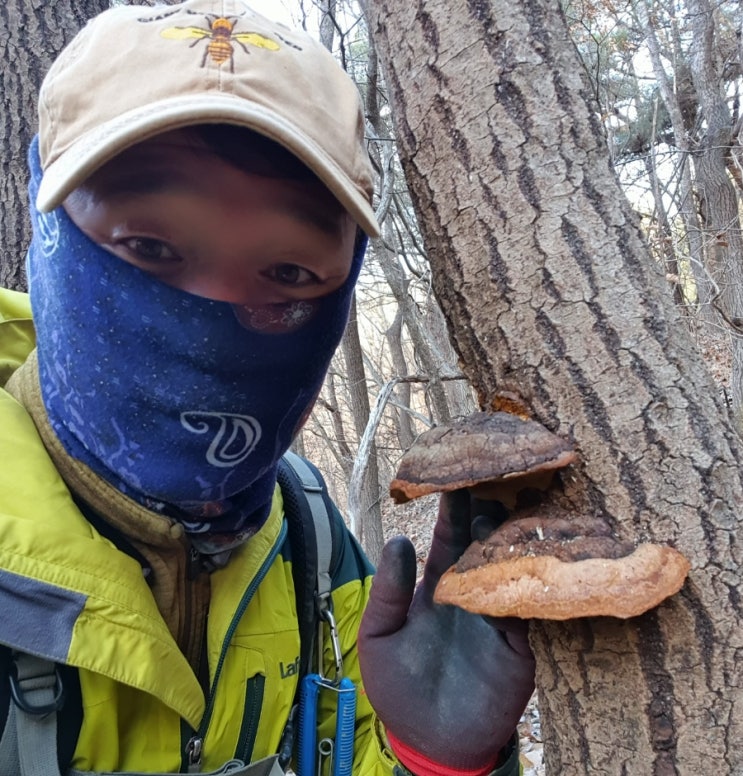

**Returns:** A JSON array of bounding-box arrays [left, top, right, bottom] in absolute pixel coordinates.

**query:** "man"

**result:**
[[0, 2, 534, 774]]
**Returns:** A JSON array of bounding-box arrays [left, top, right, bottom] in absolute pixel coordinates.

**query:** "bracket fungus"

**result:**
[[390, 411, 577, 508], [391, 412, 690, 620]]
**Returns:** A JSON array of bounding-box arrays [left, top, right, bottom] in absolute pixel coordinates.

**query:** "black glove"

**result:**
[[358, 489, 535, 771]]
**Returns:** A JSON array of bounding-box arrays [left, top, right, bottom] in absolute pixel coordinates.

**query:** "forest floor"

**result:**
[[379, 328, 732, 776]]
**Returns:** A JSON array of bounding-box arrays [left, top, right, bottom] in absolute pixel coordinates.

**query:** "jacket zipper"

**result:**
[[237, 674, 266, 763], [183, 519, 288, 772]]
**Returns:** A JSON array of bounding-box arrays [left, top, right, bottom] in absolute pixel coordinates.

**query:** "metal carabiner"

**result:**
[[317, 606, 344, 685], [299, 594, 356, 776]]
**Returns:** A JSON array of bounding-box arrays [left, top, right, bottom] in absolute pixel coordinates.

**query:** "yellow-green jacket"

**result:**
[[0, 288, 395, 774]]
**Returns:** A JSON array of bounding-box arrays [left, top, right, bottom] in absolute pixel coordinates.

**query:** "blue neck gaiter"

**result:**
[[26, 137, 364, 551]]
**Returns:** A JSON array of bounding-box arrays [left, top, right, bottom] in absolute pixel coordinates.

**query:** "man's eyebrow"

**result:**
[[97, 161, 347, 237], [282, 191, 347, 236], [94, 165, 195, 197]]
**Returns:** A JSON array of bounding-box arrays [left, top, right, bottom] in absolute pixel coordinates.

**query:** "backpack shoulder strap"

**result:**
[[0, 652, 64, 776], [0, 645, 81, 776], [276, 451, 340, 681], [276, 452, 342, 770]]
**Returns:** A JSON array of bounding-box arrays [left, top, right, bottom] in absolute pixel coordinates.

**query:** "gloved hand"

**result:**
[[358, 489, 535, 772]]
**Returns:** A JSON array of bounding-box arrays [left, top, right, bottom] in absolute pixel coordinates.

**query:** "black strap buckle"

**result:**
[[9, 657, 66, 716]]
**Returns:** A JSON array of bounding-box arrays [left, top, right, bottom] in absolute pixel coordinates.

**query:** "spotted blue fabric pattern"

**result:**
[[26, 137, 364, 545]]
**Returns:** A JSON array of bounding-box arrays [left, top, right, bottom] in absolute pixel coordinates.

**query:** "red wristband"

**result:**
[[386, 730, 502, 776]]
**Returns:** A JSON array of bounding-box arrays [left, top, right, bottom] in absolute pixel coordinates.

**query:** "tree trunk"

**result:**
[[0, 0, 108, 290], [312, 0, 385, 562], [376, 234, 454, 423], [365, 0, 743, 772], [314, 368, 355, 482], [342, 295, 385, 564], [685, 0, 743, 430], [384, 306, 418, 451], [643, 151, 686, 309], [637, 0, 715, 322], [420, 288, 477, 418]]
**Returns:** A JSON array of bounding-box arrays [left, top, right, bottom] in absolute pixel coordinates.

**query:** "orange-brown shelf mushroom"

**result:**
[[391, 412, 691, 620], [433, 509, 690, 619]]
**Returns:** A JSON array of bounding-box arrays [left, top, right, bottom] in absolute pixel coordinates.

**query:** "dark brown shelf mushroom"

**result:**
[[390, 411, 577, 507], [391, 411, 691, 620]]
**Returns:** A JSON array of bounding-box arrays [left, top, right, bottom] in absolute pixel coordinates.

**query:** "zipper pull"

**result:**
[[188, 545, 203, 580], [186, 735, 203, 773]]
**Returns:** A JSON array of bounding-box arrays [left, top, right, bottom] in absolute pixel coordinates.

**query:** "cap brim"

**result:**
[[37, 95, 381, 238]]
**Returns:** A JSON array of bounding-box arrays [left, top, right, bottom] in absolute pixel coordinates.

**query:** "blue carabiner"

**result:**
[[331, 677, 356, 776], [298, 674, 322, 776], [297, 674, 356, 776]]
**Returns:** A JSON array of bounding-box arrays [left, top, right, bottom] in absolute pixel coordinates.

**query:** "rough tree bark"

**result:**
[[365, 0, 743, 772], [366, 36, 464, 427], [0, 0, 108, 290]]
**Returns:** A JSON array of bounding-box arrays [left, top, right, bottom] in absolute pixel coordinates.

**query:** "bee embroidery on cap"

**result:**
[[161, 15, 281, 70]]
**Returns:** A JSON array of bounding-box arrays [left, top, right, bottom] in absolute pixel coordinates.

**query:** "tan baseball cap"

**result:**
[[36, 0, 380, 237]]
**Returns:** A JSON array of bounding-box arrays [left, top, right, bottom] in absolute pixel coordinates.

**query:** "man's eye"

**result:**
[[123, 237, 179, 264], [268, 264, 319, 287]]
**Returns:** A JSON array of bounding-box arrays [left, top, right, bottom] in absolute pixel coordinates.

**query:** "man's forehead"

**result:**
[[81, 136, 353, 236]]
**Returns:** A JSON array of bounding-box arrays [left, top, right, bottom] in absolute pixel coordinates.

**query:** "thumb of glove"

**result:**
[[359, 536, 417, 641]]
